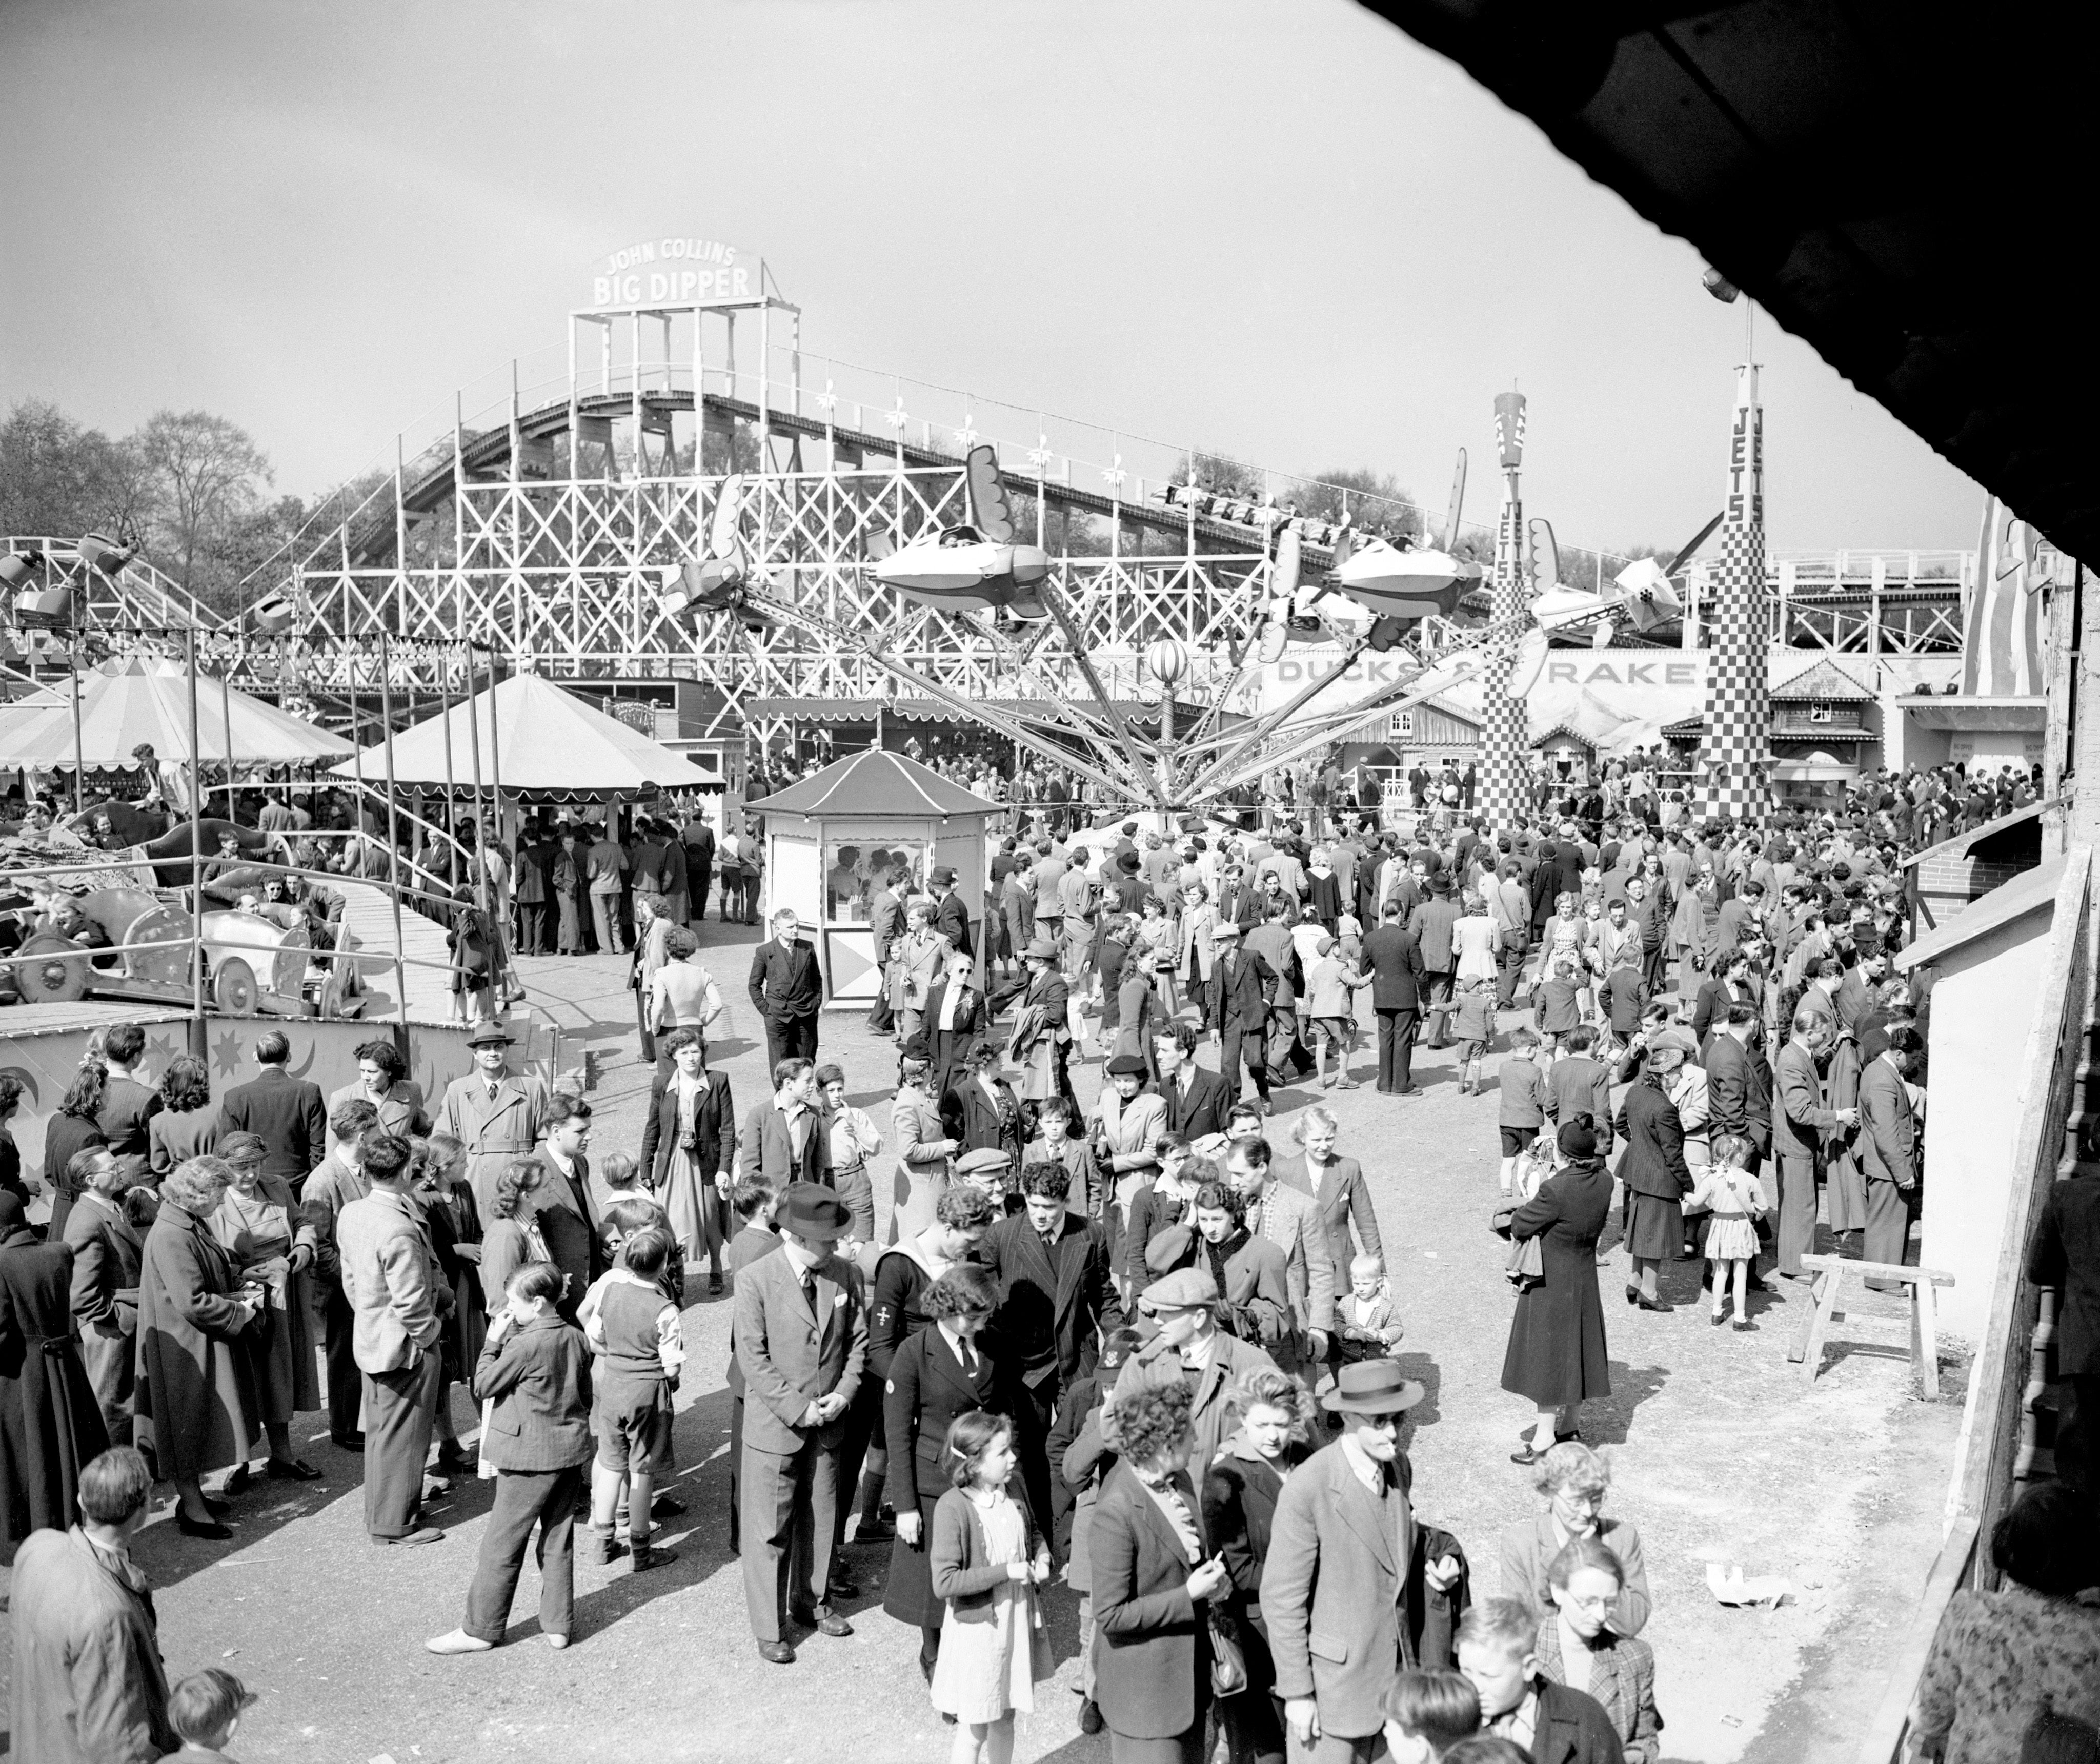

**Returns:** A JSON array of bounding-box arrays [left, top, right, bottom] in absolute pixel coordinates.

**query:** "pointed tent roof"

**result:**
[[749, 748, 1004, 819], [330, 673, 713, 795], [1772, 657, 1876, 701], [0, 653, 355, 771]]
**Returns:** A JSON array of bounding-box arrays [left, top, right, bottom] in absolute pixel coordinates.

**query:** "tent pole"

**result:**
[[440, 645, 457, 878], [479, 641, 513, 1002], [186, 626, 205, 1022], [69, 634, 84, 815], [463, 639, 494, 949], [220, 651, 237, 822], [377, 630, 412, 1026]]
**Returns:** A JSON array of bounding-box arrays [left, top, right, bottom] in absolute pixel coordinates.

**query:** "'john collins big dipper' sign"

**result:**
[[591, 237, 760, 305]]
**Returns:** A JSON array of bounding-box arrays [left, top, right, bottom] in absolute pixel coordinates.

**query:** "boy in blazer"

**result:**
[[735, 1182, 869, 1664], [426, 1263, 594, 1654]]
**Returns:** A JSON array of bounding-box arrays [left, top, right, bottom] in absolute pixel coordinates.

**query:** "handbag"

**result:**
[[1207, 1609, 1249, 1698]]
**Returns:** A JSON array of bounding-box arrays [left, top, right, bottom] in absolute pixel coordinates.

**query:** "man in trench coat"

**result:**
[[436, 1024, 552, 1214]]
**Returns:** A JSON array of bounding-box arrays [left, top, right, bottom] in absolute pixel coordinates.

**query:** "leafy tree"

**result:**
[[0, 399, 148, 540], [1294, 467, 1422, 541], [137, 409, 273, 603]]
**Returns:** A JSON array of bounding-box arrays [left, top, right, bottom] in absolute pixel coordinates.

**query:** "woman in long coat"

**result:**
[[1613, 1041, 1695, 1311], [881, 1265, 1019, 1677], [136, 1157, 262, 1536], [942, 1041, 1027, 1171], [207, 1132, 322, 1484], [1502, 1119, 1613, 1464], [636, 1031, 735, 1282], [1822, 1021, 1869, 1242], [414, 1132, 484, 1474], [0, 1193, 109, 1556], [890, 1037, 957, 1245]]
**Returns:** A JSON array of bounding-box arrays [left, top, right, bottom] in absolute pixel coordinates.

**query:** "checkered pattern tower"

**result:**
[[1698, 364, 1771, 825], [1479, 391, 1529, 828]]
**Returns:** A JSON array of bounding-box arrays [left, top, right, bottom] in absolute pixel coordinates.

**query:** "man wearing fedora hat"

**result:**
[[1264, 1360, 1469, 1762], [435, 1023, 551, 1213], [927, 866, 972, 961], [735, 1181, 868, 1665]]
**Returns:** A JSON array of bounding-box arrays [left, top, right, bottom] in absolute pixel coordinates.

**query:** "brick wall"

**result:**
[[1917, 853, 2035, 918]]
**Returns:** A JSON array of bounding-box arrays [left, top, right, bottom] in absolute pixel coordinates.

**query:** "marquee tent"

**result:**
[[331, 671, 713, 797], [0, 654, 354, 771]]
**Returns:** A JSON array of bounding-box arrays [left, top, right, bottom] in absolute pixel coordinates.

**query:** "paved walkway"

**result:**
[[0, 917, 1958, 1762]]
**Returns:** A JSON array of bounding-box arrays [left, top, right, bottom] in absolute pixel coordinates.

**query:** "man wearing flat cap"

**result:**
[[735, 1182, 867, 1665], [1263, 1361, 1468, 1761], [1134, 1265, 1276, 1471]]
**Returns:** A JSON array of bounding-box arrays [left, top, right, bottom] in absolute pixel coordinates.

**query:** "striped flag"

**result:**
[[1962, 498, 2044, 697]]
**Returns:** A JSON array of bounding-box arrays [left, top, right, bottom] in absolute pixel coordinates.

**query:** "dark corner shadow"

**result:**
[[846, 1088, 894, 1111], [1032, 1736, 1114, 1763], [1391, 1350, 1444, 1435], [1814, 1340, 1911, 1380], [1583, 1362, 1671, 1447]]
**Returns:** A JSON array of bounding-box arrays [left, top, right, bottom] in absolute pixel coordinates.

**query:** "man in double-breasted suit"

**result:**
[[1213, 921, 1277, 1109], [735, 1183, 867, 1663], [1857, 1025, 1921, 1291], [435, 1024, 552, 1214], [1704, 1004, 1773, 1164], [749, 909, 824, 1072], [1262, 1361, 1438, 1759], [1153, 1024, 1231, 1141], [218, 1029, 327, 1183], [1361, 901, 1427, 1096], [979, 1163, 1124, 1534], [526, 1096, 604, 1317], [737, 1058, 830, 1189]]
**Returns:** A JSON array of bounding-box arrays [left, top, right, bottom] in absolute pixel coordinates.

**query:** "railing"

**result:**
[[1856, 846, 2089, 1764]]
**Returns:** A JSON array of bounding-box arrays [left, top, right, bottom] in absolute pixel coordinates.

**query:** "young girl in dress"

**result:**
[[1692, 1132, 1764, 1330], [929, 1410, 1053, 1764]]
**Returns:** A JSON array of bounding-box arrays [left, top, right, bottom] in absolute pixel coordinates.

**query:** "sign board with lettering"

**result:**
[[589, 237, 762, 307]]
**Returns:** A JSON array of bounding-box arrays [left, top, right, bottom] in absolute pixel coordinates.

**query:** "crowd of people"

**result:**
[[6, 747, 2098, 1764]]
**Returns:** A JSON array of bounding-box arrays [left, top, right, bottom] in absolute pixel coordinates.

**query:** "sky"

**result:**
[[0, 0, 1981, 559]]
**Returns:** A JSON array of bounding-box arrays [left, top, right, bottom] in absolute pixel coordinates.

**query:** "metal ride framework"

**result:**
[[3, 276, 2010, 805]]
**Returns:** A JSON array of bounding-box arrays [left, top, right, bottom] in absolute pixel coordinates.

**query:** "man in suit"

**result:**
[[1544, 1027, 1617, 1159], [1773, 1008, 1855, 1280], [1213, 921, 1277, 1112], [978, 1161, 1123, 1532], [865, 862, 903, 1036], [1132, 1265, 1278, 1468], [1264, 1361, 1441, 1762], [738, 1057, 831, 1189], [92, 1022, 160, 1178], [725, 1186, 784, 1554], [302, 1099, 379, 1448], [749, 908, 823, 1071], [336, 1130, 446, 1545], [735, 1182, 867, 1664], [326, 1038, 430, 1157], [1153, 1022, 1230, 1140], [1226, 1136, 1335, 1385], [1833, 946, 1885, 1036], [1857, 1024, 1921, 1291], [528, 1093, 603, 1317], [682, 809, 716, 926], [2030, 1129, 2100, 1501], [1361, 901, 1426, 1097], [1215, 860, 1259, 938], [1408, 874, 1463, 1049], [1460, 1597, 1626, 1764], [435, 1023, 551, 1212], [928, 866, 973, 963]]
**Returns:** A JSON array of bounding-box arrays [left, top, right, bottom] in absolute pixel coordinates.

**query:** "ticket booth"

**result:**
[[745, 749, 1003, 1005]]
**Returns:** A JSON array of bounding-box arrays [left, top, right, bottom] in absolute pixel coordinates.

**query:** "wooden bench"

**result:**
[[1787, 1253, 1956, 1396]]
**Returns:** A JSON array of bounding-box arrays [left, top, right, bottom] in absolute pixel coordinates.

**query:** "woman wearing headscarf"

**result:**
[[207, 1132, 323, 1485], [0, 1191, 110, 1554], [135, 1157, 264, 1538], [1501, 1119, 1613, 1466]]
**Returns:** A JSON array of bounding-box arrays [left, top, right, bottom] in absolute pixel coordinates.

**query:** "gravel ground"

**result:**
[[1, 918, 1961, 1762]]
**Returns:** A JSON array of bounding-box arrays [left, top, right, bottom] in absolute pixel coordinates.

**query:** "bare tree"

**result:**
[[138, 409, 273, 597]]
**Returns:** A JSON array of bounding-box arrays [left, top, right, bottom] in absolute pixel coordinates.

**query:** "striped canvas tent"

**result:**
[[1962, 498, 2045, 696]]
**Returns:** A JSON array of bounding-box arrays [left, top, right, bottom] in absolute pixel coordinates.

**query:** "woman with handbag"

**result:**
[[1090, 1372, 1234, 1762], [1203, 1369, 1315, 1764]]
